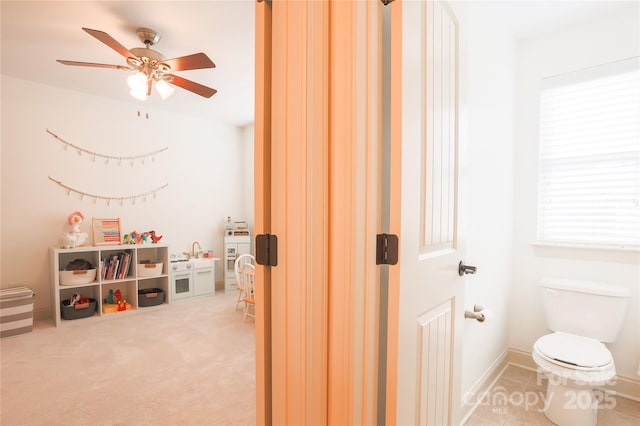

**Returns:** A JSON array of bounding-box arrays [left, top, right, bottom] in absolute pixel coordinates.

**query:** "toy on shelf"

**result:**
[[58, 211, 88, 248], [122, 230, 163, 244], [149, 230, 163, 243], [69, 293, 82, 306], [64, 292, 89, 308], [123, 231, 140, 244], [102, 288, 131, 314]]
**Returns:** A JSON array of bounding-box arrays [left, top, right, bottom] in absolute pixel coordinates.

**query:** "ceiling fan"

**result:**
[[57, 27, 217, 99]]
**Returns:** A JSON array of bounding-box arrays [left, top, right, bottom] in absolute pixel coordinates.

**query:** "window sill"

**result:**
[[529, 241, 640, 263]]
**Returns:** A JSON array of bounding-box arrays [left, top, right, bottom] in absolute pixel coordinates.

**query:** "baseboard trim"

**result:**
[[33, 307, 51, 322], [459, 348, 510, 424]]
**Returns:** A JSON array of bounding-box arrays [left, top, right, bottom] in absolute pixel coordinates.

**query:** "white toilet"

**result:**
[[532, 277, 630, 426]]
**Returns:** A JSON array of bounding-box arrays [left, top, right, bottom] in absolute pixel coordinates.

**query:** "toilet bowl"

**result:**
[[533, 332, 616, 425], [532, 278, 630, 426]]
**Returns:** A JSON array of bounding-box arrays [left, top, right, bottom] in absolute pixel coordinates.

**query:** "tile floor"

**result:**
[[464, 365, 640, 425]]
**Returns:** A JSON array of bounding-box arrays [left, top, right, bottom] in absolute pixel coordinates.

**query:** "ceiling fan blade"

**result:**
[[161, 53, 216, 71], [82, 27, 135, 60], [168, 74, 217, 98], [57, 60, 130, 70]]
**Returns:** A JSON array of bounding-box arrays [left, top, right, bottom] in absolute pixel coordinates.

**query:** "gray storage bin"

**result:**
[[61, 298, 97, 320], [138, 288, 165, 307]]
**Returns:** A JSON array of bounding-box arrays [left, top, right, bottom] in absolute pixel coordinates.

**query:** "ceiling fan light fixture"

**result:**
[[58, 27, 217, 99], [129, 87, 149, 101], [155, 79, 175, 100], [127, 72, 147, 91]]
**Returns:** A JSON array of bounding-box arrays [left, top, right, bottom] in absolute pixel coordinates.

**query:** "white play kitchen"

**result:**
[[169, 241, 220, 300]]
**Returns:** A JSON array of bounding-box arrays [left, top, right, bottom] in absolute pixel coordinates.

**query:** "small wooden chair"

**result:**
[[234, 254, 255, 311], [239, 263, 256, 322]]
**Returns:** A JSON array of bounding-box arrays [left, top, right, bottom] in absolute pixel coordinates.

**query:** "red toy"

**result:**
[[149, 230, 163, 243]]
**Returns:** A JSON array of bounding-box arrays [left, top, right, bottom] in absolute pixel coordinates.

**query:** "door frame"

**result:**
[[254, 1, 272, 424], [385, 0, 403, 422], [254, 0, 384, 424]]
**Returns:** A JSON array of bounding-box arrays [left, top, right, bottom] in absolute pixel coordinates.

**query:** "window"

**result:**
[[537, 57, 640, 249]]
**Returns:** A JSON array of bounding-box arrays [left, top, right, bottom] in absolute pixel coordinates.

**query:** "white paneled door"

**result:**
[[387, 1, 466, 424]]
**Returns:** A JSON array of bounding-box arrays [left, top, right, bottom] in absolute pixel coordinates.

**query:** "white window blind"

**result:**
[[537, 57, 640, 249]]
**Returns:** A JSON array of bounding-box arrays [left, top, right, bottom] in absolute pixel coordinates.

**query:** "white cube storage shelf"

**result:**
[[50, 244, 169, 326]]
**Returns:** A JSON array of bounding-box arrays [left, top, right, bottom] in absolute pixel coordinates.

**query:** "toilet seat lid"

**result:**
[[535, 332, 612, 369]]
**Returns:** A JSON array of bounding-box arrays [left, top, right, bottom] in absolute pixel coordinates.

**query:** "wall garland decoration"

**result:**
[[48, 176, 168, 206], [46, 129, 168, 165]]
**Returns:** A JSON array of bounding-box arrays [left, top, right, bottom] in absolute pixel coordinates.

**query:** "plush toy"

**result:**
[[141, 232, 151, 244], [58, 211, 88, 248], [69, 293, 82, 307]]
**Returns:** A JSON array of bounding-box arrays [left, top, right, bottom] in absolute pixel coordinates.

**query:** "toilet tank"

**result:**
[[540, 278, 631, 342]]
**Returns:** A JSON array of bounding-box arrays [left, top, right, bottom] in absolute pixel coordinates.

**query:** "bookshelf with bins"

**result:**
[[50, 244, 169, 326]]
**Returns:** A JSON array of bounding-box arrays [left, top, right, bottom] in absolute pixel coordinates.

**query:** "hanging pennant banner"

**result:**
[[46, 129, 168, 165], [48, 176, 168, 205]]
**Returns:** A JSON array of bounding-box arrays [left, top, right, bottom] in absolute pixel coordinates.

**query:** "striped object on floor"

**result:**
[[0, 286, 34, 338]]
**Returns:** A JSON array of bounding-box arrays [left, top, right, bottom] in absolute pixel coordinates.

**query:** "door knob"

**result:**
[[458, 261, 477, 276]]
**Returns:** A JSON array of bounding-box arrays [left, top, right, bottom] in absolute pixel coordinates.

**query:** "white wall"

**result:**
[[461, 1, 517, 398], [1, 76, 253, 316], [241, 124, 255, 247], [510, 5, 640, 379]]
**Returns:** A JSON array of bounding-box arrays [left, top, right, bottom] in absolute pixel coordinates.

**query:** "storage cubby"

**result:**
[[138, 276, 167, 295], [59, 285, 100, 302], [101, 280, 137, 314], [50, 244, 168, 326]]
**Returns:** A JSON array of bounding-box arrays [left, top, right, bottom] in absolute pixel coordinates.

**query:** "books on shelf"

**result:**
[[100, 250, 133, 281]]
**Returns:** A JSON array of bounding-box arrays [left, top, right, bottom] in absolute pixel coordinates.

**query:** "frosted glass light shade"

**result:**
[[155, 79, 175, 100], [127, 72, 147, 90], [129, 88, 148, 101]]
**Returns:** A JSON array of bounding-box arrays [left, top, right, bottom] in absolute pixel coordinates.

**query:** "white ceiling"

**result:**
[[1, 1, 256, 127], [1, 1, 634, 128], [481, 0, 636, 40]]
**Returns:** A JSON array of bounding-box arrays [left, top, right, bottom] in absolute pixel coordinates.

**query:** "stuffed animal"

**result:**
[[69, 293, 82, 307], [58, 211, 88, 248]]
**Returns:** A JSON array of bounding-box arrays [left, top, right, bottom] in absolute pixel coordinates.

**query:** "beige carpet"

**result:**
[[0, 291, 255, 426]]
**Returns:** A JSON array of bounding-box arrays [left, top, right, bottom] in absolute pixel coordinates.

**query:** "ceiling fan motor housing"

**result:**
[[136, 28, 161, 46]]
